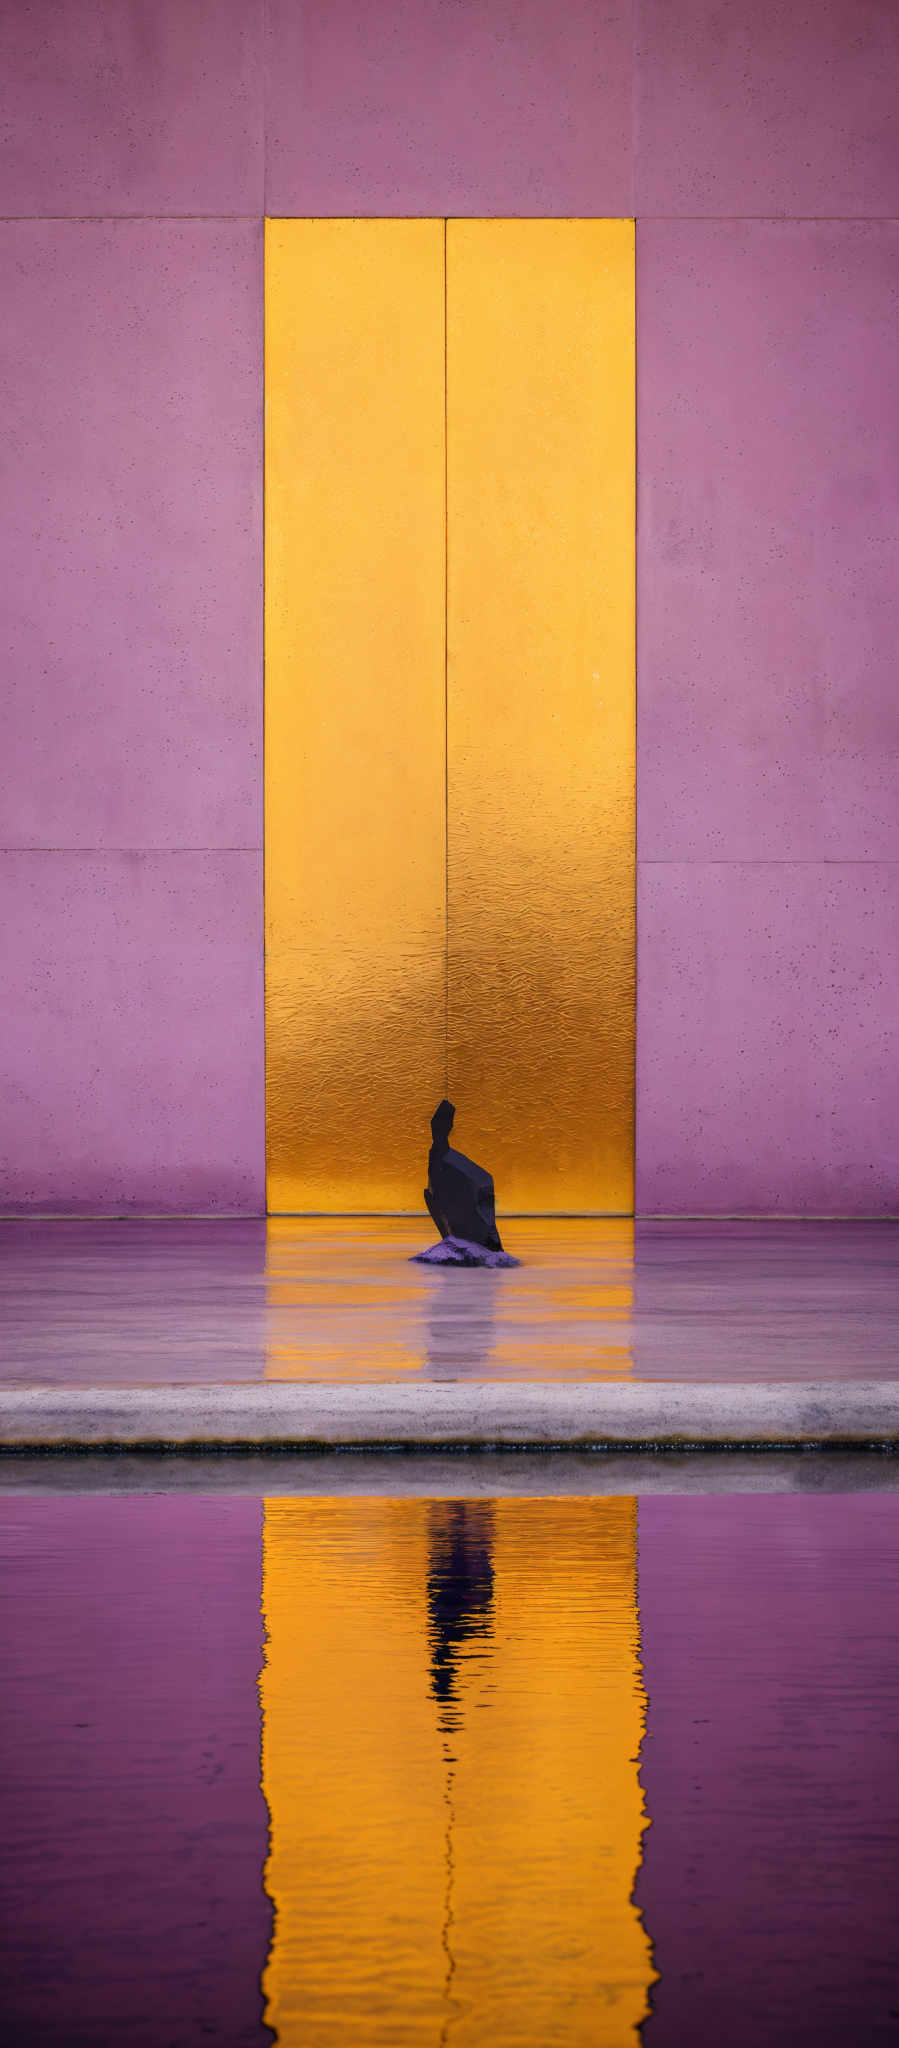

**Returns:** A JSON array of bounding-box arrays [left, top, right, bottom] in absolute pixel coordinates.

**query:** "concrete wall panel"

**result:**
[[635, 0, 899, 216], [635, 218, 899, 1214], [0, 0, 263, 215], [635, 862, 899, 1216], [1, 851, 264, 1213], [0, 218, 264, 1213], [1, 220, 262, 852], [637, 220, 899, 865], [265, 0, 632, 217]]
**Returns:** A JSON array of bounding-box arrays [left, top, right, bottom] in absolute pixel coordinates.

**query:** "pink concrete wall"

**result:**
[[632, 9, 899, 1214], [1, 2, 896, 1211], [635, 221, 899, 1214], [0, 217, 263, 1212], [0, 1, 264, 214], [635, 0, 899, 216], [265, 0, 632, 216]]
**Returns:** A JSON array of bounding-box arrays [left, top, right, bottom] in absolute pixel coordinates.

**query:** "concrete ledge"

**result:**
[[0, 1380, 897, 1449]]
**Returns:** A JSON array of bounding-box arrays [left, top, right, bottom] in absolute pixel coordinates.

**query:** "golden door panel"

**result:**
[[265, 219, 446, 1211], [446, 220, 636, 1212], [265, 220, 635, 1212]]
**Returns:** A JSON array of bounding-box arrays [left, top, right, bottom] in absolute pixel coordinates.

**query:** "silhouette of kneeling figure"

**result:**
[[414, 1100, 519, 1267]]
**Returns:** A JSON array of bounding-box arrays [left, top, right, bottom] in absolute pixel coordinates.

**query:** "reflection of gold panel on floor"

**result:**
[[446, 221, 635, 1212], [263, 1217, 636, 1380], [261, 1496, 654, 2046], [265, 220, 446, 1212], [264, 1216, 428, 1379]]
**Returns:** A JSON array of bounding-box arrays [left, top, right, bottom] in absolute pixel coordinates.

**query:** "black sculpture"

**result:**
[[413, 1100, 518, 1266]]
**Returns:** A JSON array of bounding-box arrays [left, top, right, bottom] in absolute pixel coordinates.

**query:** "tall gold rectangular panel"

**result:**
[[446, 220, 636, 1212], [265, 221, 446, 1210]]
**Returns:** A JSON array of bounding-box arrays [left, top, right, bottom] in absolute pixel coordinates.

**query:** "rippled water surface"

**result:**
[[1, 1487, 898, 2044]]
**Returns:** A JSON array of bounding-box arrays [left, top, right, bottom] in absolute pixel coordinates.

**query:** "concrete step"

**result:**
[[1, 1377, 897, 1449]]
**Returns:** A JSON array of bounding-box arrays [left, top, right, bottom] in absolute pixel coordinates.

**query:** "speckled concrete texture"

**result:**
[[1, 221, 262, 852], [2, 8, 897, 1221], [636, 865, 899, 1216], [637, 222, 899, 865], [264, 0, 633, 216], [6, 3, 894, 223], [0, 0, 264, 215], [636, 219, 899, 1217], [1, 854, 264, 1213], [1, 1379, 896, 1447], [0, 218, 264, 1215], [634, 0, 899, 216]]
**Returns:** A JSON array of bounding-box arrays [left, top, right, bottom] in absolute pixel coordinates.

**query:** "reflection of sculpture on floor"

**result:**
[[413, 1099, 519, 1266], [424, 1266, 500, 1376]]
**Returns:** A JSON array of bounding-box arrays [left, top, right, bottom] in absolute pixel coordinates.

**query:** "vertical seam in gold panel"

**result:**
[[443, 217, 450, 1098]]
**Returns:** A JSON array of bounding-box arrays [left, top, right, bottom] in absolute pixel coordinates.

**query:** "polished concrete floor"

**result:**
[[0, 1217, 896, 1386]]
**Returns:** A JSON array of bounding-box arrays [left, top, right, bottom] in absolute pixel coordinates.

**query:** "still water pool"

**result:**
[[1, 1484, 897, 2046]]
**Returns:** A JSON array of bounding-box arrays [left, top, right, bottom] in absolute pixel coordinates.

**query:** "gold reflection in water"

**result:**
[[264, 1218, 636, 1381], [260, 1497, 654, 2045]]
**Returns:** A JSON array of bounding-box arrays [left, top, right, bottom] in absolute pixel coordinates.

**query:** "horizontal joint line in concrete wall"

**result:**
[[0, 214, 263, 223], [0, 847, 261, 855], [634, 215, 899, 223], [637, 858, 899, 866], [3, 215, 899, 225]]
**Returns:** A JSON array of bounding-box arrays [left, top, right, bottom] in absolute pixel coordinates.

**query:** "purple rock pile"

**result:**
[[412, 1236, 519, 1268]]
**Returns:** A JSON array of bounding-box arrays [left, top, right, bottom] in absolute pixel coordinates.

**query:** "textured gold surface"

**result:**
[[446, 221, 635, 1211], [265, 220, 446, 1210], [261, 1496, 653, 2044], [266, 220, 635, 1213]]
